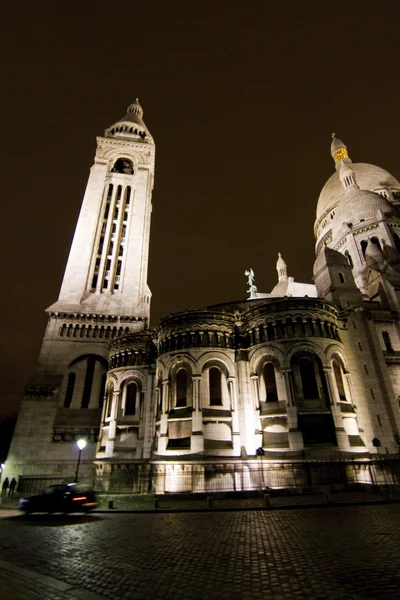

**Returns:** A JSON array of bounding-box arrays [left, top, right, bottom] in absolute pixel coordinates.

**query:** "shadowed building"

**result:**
[[5, 107, 400, 492]]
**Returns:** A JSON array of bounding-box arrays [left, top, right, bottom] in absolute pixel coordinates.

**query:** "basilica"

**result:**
[[6, 101, 400, 493]]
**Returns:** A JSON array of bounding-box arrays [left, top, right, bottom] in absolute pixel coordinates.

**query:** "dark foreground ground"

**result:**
[[0, 502, 400, 599]]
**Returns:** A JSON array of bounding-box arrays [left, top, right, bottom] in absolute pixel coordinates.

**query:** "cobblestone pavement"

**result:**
[[1, 505, 400, 599]]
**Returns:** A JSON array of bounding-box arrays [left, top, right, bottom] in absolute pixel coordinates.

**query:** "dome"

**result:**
[[316, 163, 400, 226]]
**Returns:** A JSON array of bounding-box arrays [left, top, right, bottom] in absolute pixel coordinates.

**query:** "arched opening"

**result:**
[[263, 363, 278, 402], [125, 382, 138, 415], [291, 352, 336, 446], [370, 236, 382, 250], [338, 272, 345, 283], [209, 367, 222, 406], [361, 240, 368, 259], [298, 357, 319, 399], [176, 369, 187, 407], [111, 158, 134, 175]]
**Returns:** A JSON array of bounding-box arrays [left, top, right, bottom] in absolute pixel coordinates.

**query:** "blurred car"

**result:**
[[19, 483, 97, 514]]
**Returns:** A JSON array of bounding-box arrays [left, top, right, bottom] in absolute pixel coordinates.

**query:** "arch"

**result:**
[[209, 367, 223, 406], [360, 239, 368, 259], [176, 368, 188, 407], [111, 157, 134, 175], [290, 350, 329, 406], [197, 351, 235, 375], [332, 359, 347, 401]]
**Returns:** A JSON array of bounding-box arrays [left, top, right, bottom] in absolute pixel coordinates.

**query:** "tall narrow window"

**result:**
[[81, 357, 95, 408], [106, 385, 114, 418], [382, 331, 393, 352], [209, 367, 222, 405], [345, 251, 353, 268], [393, 233, 400, 253], [176, 369, 187, 407], [299, 358, 319, 399], [263, 363, 278, 402], [64, 373, 76, 408], [333, 361, 346, 401], [125, 382, 137, 415]]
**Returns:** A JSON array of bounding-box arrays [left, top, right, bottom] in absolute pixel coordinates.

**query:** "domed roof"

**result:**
[[316, 163, 400, 223]]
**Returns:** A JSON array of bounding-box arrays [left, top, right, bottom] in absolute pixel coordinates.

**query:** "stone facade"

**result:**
[[5, 114, 400, 492]]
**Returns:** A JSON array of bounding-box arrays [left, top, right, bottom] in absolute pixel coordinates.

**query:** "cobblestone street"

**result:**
[[1, 505, 400, 599]]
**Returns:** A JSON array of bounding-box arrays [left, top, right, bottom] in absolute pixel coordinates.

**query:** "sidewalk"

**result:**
[[0, 559, 106, 600], [1, 486, 399, 513]]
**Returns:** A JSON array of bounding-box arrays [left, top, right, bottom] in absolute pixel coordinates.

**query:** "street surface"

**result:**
[[0, 505, 400, 599]]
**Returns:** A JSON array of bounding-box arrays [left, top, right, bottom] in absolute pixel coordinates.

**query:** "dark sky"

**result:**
[[2, 0, 400, 415]]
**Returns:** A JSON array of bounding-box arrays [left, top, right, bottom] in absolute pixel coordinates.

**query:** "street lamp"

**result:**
[[75, 439, 87, 483]]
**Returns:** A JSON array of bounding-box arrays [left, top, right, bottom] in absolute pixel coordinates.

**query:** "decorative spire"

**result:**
[[331, 134, 351, 166], [276, 252, 288, 282]]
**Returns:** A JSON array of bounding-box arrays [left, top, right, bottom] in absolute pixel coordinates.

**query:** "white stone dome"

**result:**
[[316, 163, 400, 228]]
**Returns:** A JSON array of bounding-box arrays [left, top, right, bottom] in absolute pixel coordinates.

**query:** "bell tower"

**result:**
[[50, 99, 155, 319], [6, 101, 155, 481]]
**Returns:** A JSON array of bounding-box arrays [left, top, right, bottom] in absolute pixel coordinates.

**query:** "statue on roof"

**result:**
[[245, 268, 258, 298]]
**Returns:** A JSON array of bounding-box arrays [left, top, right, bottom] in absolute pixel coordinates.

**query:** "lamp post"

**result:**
[[75, 439, 87, 483]]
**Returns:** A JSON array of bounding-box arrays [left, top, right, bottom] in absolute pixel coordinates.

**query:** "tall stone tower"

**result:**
[[6, 101, 155, 482]]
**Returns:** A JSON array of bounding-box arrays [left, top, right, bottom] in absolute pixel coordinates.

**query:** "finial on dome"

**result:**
[[127, 98, 144, 118], [276, 253, 288, 282], [331, 134, 350, 165]]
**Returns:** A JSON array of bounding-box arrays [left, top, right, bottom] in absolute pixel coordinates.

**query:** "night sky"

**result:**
[[2, 1, 400, 415]]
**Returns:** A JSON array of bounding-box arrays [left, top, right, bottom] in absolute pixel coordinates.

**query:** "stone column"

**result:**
[[250, 374, 260, 410], [324, 367, 349, 451], [158, 379, 170, 453], [191, 375, 203, 452]]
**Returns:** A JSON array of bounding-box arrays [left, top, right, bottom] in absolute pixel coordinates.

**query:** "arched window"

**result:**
[[361, 240, 368, 259], [338, 272, 345, 283], [176, 369, 187, 407], [125, 382, 137, 415], [299, 358, 319, 399], [333, 361, 346, 401], [263, 363, 278, 402], [382, 331, 393, 352], [209, 367, 222, 405], [64, 373, 76, 408]]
